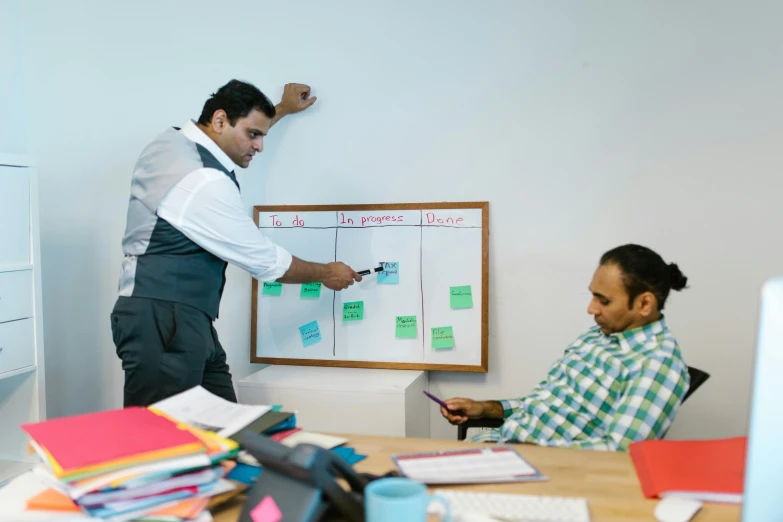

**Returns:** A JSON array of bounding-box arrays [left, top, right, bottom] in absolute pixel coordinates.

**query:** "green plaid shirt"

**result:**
[[471, 317, 689, 451]]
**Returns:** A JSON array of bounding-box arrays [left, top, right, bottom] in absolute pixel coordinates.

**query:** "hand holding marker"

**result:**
[[357, 264, 384, 276]]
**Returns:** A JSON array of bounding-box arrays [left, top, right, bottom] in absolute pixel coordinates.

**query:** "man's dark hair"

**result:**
[[197, 79, 276, 126], [600, 244, 688, 311]]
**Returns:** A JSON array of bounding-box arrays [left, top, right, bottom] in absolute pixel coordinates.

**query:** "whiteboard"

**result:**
[[251, 202, 488, 372]]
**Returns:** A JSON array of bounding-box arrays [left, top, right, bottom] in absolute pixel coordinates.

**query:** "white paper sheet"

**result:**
[[279, 431, 347, 450], [0, 471, 96, 521], [150, 385, 271, 437]]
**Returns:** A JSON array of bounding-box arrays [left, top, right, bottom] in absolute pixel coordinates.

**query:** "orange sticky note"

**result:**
[[26, 488, 81, 512], [250, 495, 282, 522]]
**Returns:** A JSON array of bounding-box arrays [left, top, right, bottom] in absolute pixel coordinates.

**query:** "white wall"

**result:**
[[17, 1, 783, 441], [0, 0, 27, 155]]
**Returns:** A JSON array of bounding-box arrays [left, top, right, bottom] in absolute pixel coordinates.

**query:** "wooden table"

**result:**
[[212, 434, 740, 522]]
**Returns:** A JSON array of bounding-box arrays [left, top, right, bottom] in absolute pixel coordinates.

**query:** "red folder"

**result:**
[[21, 407, 203, 474], [629, 436, 747, 504]]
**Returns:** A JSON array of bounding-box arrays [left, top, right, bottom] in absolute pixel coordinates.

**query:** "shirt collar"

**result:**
[[180, 120, 238, 173], [610, 316, 668, 350]]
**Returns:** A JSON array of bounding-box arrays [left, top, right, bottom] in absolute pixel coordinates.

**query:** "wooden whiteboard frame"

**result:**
[[250, 201, 489, 372]]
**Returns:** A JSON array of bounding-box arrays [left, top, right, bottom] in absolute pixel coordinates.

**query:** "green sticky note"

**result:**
[[262, 282, 283, 296], [342, 301, 364, 321], [432, 326, 455, 350], [450, 285, 473, 309], [395, 316, 418, 338], [300, 282, 322, 299]]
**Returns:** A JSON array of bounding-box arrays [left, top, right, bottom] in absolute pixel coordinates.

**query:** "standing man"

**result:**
[[112, 79, 361, 407]]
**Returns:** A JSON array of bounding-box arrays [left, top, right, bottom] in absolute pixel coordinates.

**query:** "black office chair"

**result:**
[[456, 366, 710, 441], [682, 366, 710, 403]]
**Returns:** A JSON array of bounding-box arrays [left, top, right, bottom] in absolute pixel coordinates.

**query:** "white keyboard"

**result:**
[[432, 489, 591, 522]]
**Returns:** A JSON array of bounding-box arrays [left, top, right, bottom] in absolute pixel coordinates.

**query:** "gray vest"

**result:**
[[117, 127, 238, 320]]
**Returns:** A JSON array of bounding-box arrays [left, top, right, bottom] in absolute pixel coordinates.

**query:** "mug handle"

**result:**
[[428, 494, 452, 522]]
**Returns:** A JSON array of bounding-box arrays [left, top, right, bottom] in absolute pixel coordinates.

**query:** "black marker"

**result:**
[[357, 266, 384, 276]]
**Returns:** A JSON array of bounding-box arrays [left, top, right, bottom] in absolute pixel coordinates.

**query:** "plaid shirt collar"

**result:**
[[598, 316, 668, 352]]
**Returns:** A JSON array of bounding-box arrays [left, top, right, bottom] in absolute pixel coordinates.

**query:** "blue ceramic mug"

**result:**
[[365, 477, 451, 522]]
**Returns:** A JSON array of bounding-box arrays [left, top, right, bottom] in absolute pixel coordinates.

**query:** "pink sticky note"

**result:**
[[250, 496, 282, 522]]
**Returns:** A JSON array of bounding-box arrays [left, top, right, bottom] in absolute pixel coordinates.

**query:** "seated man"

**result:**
[[441, 244, 690, 451]]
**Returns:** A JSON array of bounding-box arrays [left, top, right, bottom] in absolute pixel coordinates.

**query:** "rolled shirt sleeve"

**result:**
[[157, 168, 292, 281]]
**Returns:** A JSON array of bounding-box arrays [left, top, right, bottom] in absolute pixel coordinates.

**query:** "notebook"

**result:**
[[629, 436, 747, 503], [392, 447, 546, 484]]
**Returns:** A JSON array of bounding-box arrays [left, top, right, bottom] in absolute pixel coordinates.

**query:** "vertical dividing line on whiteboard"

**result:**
[[419, 210, 425, 357], [333, 211, 338, 356]]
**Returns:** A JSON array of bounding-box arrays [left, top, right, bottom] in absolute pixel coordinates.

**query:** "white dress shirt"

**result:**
[[156, 120, 293, 282]]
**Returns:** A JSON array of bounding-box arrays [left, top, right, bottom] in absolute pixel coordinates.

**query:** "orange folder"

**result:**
[[629, 436, 747, 503], [26, 488, 80, 513]]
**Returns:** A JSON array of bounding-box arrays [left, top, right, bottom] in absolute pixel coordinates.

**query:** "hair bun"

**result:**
[[668, 263, 688, 291]]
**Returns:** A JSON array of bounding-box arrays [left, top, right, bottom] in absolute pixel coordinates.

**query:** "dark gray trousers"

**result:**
[[111, 296, 237, 407]]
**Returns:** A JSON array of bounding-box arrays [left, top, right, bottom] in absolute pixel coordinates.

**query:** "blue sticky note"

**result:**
[[347, 453, 367, 465], [332, 446, 367, 465], [298, 321, 322, 347], [332, 447, 356, 459], [377, 262, 399, 284], [226, 462, 262, 485]]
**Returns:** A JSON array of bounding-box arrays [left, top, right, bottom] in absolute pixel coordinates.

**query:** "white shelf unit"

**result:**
[[237, 365, 430, 438], [0, 154, 46, 484]]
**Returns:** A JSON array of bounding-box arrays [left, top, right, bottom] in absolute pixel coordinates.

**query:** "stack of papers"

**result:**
[[1, 384, 367, 520], [11, 406, 240, 522], [392, 447, 547, 484]]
